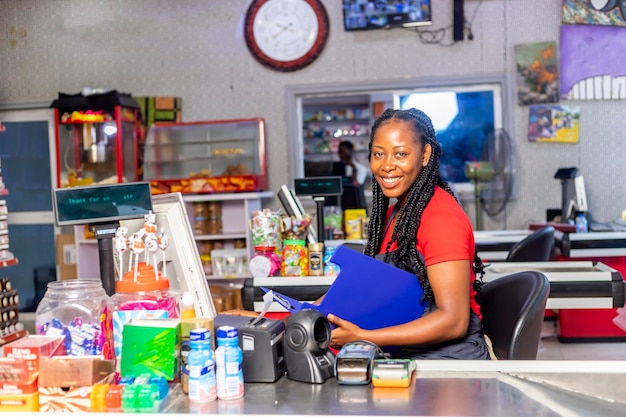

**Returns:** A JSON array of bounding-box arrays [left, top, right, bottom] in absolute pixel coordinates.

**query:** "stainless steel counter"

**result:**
[[162, 361, 626, 416], [15, 361, 626, 416]]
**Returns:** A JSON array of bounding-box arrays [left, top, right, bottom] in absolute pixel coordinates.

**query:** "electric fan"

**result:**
[[465, 129, 516, 230]]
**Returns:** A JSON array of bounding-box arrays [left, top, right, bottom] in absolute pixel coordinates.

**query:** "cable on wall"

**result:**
[[407, 0, 483, 47]]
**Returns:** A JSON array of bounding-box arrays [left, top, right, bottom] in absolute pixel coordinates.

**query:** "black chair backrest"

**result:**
[[506, 226, 555, 262], [478, 271, 550, 360]]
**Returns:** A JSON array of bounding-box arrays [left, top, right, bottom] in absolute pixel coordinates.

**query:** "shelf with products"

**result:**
[[0, 188, 18, 267], [302, 96, 372, 178], [72, 191, 273, 280]]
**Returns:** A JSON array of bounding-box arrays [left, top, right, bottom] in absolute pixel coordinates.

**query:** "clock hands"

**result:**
[[272, 21, 293, 39]]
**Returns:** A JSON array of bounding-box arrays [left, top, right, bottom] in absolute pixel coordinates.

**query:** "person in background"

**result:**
[[326, 108, 490, 359], [336, 140, 368, 186]]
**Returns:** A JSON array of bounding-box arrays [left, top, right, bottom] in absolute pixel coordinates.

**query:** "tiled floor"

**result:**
[[537, 319, 626, 360]]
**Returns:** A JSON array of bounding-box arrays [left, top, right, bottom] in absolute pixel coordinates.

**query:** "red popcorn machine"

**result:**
[[51, 90, 143, 188]]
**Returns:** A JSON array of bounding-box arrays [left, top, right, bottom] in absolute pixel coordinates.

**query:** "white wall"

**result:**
[[1, 0, 625, 230]]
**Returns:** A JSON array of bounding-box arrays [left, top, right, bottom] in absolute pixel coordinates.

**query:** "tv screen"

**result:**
[[343, 0, 432, 31]]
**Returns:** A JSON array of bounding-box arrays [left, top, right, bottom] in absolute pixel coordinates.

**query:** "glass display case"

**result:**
[[143, 118, 268, 194], [301, 97, 371, 178], [51, 90, 143, 188]]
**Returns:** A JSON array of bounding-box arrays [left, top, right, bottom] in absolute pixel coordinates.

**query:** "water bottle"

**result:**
[[215, 326, 244, 400], [187, 328, 216, 403], [575, 213, 588, 233]]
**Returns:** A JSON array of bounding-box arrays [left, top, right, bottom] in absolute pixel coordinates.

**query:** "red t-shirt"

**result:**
[[380, 186, 482, 318]]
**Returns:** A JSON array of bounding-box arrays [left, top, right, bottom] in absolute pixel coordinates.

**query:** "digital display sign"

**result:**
[[294, 176, 343, 197], [53, 182, 153, 226]]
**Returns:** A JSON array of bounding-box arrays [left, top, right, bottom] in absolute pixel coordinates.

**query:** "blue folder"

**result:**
[[262, 245, 427, 330]]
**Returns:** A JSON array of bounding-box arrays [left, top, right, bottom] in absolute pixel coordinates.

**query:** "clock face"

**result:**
[[244, 0, 329, 72]]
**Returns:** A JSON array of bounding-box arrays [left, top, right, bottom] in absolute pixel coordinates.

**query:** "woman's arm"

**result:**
[[329, 259, 471, 347]]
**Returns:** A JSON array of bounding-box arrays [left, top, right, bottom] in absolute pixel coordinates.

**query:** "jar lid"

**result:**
[[284, 239, 306, 246], [253, 246, 276, 251], [116, 261, 171, 292], [308, 242, 324, 251]]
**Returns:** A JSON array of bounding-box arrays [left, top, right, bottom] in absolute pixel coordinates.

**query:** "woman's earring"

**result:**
[[422, 162, 427, 167]]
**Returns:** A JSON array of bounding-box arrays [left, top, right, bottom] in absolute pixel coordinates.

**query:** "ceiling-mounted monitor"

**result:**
[[343, 0, 432, 31]]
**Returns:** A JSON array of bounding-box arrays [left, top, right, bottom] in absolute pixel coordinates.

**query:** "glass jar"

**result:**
[[35, 280, 114, 359], [249, 210, 281, 248], [281, 239, 308, 277], [205, 217, 223, 235], [308, 243, 324, 276], [249, 246, 281, 278], [206, 201, 222, 218]]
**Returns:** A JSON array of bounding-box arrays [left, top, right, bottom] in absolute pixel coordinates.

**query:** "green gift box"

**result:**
[[120, 318, 181, 381]]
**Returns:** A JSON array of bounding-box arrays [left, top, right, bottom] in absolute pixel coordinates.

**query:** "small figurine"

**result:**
[[130, 232, 145, 282], [142, 210, 157, 235], [145, 233, 159, 278], [114, 226, 129, 278], [157, 229, 169, 278]]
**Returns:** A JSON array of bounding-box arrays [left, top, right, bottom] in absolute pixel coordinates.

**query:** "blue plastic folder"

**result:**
[[263, 246, 427, 330]]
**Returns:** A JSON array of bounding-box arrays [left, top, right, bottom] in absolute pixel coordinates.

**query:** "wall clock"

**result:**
[[244, 0, 329, 72]]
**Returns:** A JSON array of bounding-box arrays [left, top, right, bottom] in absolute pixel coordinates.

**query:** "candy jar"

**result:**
[[281, 239, 309, 277], [249, 209, 281, 247], [249, 246, 281, 278], [36, 279, 114, 359], [110, 264, 181, 360], [111, 215, 181, 361]]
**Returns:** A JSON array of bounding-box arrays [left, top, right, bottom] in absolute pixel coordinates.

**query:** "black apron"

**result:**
[[375, 246, 490, 360]]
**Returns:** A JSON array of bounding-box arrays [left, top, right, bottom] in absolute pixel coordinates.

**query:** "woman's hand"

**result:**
[[220, 309, 259, 318], [328, 314, 364, 348]]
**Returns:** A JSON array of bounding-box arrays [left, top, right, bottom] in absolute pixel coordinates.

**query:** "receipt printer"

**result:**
[[214, 314, 286, 382]]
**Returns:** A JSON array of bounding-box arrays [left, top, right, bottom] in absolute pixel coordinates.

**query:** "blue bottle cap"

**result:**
[[189, 328, 211, 341], [217, 326, 238, 339]]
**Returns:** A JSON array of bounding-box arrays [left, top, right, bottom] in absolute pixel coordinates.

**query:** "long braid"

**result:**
[[364, 108, 484, 306]]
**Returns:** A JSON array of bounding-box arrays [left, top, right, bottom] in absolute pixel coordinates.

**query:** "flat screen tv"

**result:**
[[343, 0, 432, 31]]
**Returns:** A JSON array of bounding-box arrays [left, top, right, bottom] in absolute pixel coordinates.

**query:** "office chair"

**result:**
[[505, 226, 555, 262], [478, 271, 550, 360]]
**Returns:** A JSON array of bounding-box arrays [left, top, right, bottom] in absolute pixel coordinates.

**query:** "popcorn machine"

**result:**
[[51, 90, 143, 188]]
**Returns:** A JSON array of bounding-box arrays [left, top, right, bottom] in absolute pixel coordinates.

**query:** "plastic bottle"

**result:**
[[188, 328, 217, 403], [575, 213, 588, 233], [215, 326, 244, 400], [181, 292, 196, 320]]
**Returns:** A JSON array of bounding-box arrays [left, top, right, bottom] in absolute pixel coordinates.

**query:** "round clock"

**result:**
[[244, 0, 330, 72]]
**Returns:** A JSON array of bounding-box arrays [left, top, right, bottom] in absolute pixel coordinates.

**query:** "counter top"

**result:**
[[19, 361, 626, 416]]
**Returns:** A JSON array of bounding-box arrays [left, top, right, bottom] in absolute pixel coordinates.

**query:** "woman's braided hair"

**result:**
[[363, 108, 485, 306]]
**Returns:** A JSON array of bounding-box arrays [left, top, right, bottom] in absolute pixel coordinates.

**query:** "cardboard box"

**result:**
[[38, 356, 115, 387], [38, 372, 114, 412], [134, 96, 182, 127], [344, 208, 367, 240], [0, 357, 39, 412], [55, 234, 76, 266], [57, 264, 77, 281], [121, 318, 180, 381], [1, 335, 66, 374], [0, 384, 39, 412]]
